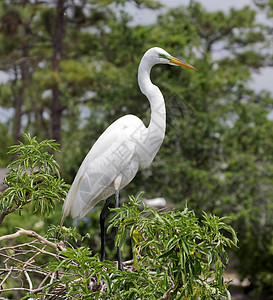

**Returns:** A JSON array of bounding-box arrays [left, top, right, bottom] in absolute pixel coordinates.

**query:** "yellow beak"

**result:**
[[169, 57, 197, 71]]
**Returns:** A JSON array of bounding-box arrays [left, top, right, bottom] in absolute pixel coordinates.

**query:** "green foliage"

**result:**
[[43, 194, 237, 299], [42, 248, 116, 299], [0, 123, 13, 166], [112, 195, 237, 299], [0, 133, 68, 217], [47, 224, 90, 245]]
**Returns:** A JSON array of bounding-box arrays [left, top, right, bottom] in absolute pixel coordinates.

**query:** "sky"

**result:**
[[127, 0, 255, 25]]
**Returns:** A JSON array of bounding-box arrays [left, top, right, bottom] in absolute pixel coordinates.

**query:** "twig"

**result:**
[[0, 199, 32, 226], [0, 267, 48, 277], [159, 290, 174, 300], [0, 266, 13, 287], [30, 244, 65, 259], [0, 239, 38, 250], [23, 244, 45, 269], [37, 272, 52, 290], [50, 272, 56, 285], [0, 287, 32, 292], [0, 228, 66, 252], [24, 270, 33, 291], [0, 252, 38, 270], [159, 285, 174, 300]]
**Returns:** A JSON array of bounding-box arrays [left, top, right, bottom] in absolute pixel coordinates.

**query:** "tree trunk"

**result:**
[[13, 44, 29, 144], [14, 85, 23, 144], [51, 0, 66, 143]]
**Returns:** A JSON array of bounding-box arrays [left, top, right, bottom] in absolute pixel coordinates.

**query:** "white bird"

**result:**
[[143, 197, 167, 209], [61, 47, 196, 270]]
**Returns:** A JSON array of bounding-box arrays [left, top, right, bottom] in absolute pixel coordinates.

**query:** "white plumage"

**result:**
[[61, 47, 196, 224]]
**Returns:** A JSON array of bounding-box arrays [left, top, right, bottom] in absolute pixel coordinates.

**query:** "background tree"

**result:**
[[0, 0, 161, 144]]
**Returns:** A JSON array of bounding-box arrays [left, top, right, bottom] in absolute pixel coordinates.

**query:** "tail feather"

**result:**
[[57, 179, 79, 239]]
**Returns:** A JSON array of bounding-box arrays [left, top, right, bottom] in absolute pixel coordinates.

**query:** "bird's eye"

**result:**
[[158, 54, 169, 59]]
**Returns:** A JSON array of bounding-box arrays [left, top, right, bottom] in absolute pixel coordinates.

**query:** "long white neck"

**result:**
[[137, 56, 166, 168]]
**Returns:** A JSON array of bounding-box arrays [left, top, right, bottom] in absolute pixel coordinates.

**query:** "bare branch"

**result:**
[[37, 271, 52, 290], [159, 284, 174, 300], [0, 228, 66, 252], [1, 251, 38, 269], [24, 270, 33, 291], [30, 244, 65, 259], [0, 287, 32, 293], [23, 244, 45, 268], [0, 267, 48, 277], [0, 266, 13, 287]]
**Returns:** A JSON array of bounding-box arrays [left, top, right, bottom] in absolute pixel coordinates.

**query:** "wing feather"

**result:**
[[62, 115, 143, 219], [71, 137, 135, 217]]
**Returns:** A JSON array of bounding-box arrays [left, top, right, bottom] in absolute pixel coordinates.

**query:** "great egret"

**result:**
[[61, 47, 196, 270]]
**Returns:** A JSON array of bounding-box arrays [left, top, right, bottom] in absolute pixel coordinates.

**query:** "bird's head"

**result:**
[[144, 47, 197, 71]]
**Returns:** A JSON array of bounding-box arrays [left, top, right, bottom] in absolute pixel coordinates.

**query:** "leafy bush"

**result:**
[[0, 133, 68, 225], [41, 195, 238, 299], [0, 135, 238, 299]]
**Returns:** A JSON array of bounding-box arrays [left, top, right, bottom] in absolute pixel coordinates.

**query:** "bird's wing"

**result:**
[[72, 133, 136, 218], [62, 115, 143, 219]]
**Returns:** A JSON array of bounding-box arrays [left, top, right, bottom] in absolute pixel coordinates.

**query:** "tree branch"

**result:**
[[159, 283, 174, 300], [0, 266, 13, 287], [0, 228, 66, 252], [24, 269, 33, 291], [0, 199, 32, 226]]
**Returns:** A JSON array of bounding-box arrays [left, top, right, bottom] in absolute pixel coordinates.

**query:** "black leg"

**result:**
[[100, 198, 110, 261], [115, 189, 123, 271]]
